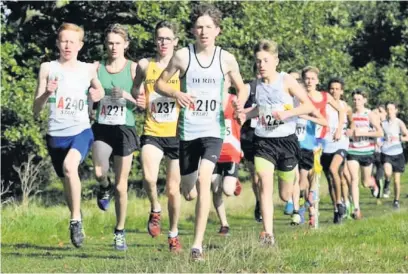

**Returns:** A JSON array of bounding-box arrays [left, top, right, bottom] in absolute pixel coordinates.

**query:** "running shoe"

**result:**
[[370, 179, 379, 198], [191, 248, 204, 261], [298, 206, 306, 224], [284, 201, 294, 215], [168, 236, 182, 253], [234, 180, 242, 196], [291, 213, 301, 225], [96, 184, 112, 211], [69, 220, 85, 248], [114, 231, 128, 251], [383, 187, 391, 198], [333, 211, 342, 224], [218, 226, 230, 236], [147, 212, 161, 238], [259, 231, 275, 247], [393, 200, 400, 209], [352, 209, 363, 220], [337, 203, 346, 219]]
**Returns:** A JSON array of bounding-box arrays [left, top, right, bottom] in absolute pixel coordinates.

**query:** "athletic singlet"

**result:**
[[348, 109, 375, 155], [47, 60, 91, 136], [323, 101, 349, 153], [381, 119, 403, 155], [219, 94, 242, 163], [254, 73, 296, 138], [310, 91, 329, 139], [179, 44, 225, 141], [144, 60, 180, 137], [296, 118, 318, 150], [96, 60, 135, 126]]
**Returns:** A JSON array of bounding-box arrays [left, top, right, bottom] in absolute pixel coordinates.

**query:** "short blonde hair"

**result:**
[[57, 23, 84, 41], [302, 66, 320, 79], [105, 23, 129, 42], [253, 39, 279, 56]]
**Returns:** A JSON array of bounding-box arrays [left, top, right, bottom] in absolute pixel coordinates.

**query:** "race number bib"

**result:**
[[186, 96, 218, 121], [224, 119, 233, 143], [385, 135, 400, 144], [149, 92, 177, 123], [55, 91, 87, 122], [258, 105, 284, 132], [97, 96, 126, 125], [250, 103, 258, 128], [296, 118, 307, 141], [353, 136, 371, 147]]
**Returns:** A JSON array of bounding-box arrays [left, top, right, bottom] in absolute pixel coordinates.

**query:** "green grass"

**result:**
[[2, 179, 408, 273]]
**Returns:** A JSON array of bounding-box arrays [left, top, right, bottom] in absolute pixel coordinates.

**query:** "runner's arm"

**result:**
[[299, 109, 328, 126], [360, 112, 383, 137], [399, 120, 408, 142], [155, 49, 185, 98], [327, 94, 345, 139], [224, 51, 248, 105], [33, 62, 51, 117], [131, 58, 148, 98]]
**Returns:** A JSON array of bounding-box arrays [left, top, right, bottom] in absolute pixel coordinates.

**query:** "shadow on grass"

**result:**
[[3, 251, 124, 260]]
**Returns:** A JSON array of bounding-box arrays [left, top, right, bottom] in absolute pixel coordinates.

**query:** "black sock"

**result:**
[[384, 179, 391, 190]]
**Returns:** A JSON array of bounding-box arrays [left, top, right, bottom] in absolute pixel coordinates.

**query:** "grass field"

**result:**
[[2, 177, 408, 273]]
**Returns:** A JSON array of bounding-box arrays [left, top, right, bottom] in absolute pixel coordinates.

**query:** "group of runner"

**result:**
[[33, 3, 407, 261]]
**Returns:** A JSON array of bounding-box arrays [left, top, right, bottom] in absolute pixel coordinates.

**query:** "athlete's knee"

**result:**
[[166, 183, 180, 199], [329, 165, 339, 177], [183, 191, 197, 201], [62, 162, 79, 178], [143, 171, 158, 185], [115, 182, 128, 195]]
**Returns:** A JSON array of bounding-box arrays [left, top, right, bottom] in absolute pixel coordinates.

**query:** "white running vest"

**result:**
[[254, 73, 297, 138], [381, 119, 403, 155], [323, 101, 349, 153], [47, 61, 92, 136], [179, 44, 225, 141]]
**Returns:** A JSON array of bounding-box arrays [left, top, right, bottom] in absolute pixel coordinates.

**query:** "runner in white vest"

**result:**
[[381, 102, 408, 208], [155, 4, 248, 261], [33, 23, 104, 248]]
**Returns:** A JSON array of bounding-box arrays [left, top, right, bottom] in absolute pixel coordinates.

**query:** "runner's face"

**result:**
[[303, 71, 319, 92], [386, 104, 397, 118], [255, 50, 278, 78], [329, 82, 343, 100], [193, 15, 220, 47], [156, 27, 178, 57], [57, 30, 83, 61], [106, 33, 128, 59], [353, 94, 366, 108]]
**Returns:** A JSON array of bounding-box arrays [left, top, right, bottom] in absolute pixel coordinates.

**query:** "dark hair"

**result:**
[[190, 3, 222, 27], [351, 88, 367, 98], [155, 20, 178, 37], [376, 103, 385, 110], [328, 77, 345, 90], [385, 101, 400, 109]]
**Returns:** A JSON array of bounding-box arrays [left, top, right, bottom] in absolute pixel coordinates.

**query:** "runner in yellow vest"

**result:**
[[132, 21, 181, 252]]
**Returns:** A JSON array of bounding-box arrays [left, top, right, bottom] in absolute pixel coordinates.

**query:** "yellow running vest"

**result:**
[[143, 60, 180, 137]]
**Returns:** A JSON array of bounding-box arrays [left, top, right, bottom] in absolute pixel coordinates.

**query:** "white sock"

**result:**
[[168, 231, 178, 238]]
